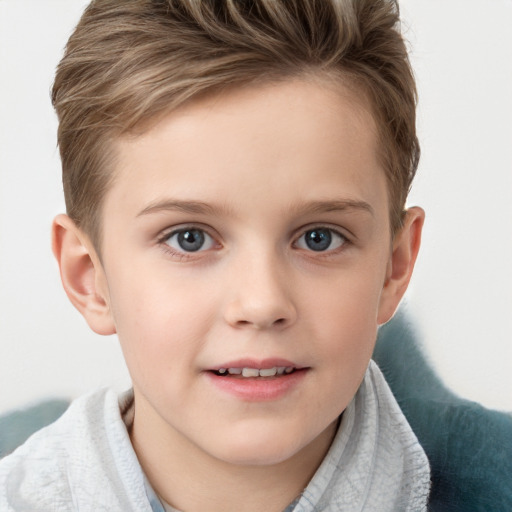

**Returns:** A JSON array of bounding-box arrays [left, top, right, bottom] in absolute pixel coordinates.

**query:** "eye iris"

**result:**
[[305, 229, 332, 251], [177, 229, 205, 252]]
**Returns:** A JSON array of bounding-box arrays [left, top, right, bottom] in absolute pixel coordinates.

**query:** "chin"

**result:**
[[208, 427, 316, 467], [218, 447, 298, 467]]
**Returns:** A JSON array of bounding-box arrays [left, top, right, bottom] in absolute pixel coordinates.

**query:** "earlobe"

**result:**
[[52, 214, 116, 335], [377, 207, 425, 325]]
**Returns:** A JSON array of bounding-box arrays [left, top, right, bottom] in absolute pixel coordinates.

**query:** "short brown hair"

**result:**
[[52, 0, 419, 247]]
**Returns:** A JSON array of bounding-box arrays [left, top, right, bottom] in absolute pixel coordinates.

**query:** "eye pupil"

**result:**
[[177, 229, 205, 252], [305, 229, 332, 251]]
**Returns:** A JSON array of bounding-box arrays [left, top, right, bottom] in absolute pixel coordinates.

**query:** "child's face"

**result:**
[[92, 79, 404, 465]]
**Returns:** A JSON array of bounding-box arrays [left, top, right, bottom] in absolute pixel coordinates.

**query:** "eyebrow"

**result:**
[[137, 199, 227, 217], [292, 199, 375, 217], [136, 198, 374, 218]]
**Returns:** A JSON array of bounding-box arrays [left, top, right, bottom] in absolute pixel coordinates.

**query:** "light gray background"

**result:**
[[1, 0, 511, 413]]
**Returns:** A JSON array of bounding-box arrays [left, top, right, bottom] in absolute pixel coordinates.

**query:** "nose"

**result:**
[[223, 252, 297, 330]]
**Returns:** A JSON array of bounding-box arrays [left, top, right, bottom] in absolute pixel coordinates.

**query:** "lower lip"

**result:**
[[205, 369, 308, 401]]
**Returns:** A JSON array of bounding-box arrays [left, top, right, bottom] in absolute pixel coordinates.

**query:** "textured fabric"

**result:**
[[0, 361, 430, 511], [0, 389, 153, 512]]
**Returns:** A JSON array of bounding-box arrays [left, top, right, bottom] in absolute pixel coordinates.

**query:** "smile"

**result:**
[[214, 367, 296, 377], [207, 366, 307, 401]]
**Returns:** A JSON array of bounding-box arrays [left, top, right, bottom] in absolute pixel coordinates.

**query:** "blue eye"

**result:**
[[165, 228, 215, 253], [296, 228, 346, 252]]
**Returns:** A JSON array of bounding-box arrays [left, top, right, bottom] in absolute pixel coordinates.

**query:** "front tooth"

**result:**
[[228, 368, 242, 375], [259, 367, 277, 377], [242, 368, 260, 377]]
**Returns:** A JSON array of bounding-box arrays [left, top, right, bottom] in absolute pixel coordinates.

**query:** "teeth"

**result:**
[[242, 368, 260, 377], [217, 366, 295, 377], [259, 367, 277, 377]]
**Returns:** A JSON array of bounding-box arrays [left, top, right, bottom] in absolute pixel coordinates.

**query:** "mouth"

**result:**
[[205, 359, 307, 400], [206, 363, 307, 401]]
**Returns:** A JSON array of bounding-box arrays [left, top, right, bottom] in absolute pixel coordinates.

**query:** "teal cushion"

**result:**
[[0, 399, 69, 458], [374, 311, 512, 511]]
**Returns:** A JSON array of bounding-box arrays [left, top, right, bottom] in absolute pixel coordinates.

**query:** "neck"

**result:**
[[130, 395, 337, 512]]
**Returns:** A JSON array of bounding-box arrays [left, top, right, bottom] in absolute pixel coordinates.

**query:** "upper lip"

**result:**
[[208, 358, 304, 371]]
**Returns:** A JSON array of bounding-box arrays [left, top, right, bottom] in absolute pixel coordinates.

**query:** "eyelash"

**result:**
[[156, 225, 350, 260]]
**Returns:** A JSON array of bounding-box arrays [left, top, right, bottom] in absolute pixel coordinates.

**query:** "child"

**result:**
[[0, 0, 430, 510]]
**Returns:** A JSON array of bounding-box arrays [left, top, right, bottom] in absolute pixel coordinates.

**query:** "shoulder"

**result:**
[[0, 388, 148, 511]]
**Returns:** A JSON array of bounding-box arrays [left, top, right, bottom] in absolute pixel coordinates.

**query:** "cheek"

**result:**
[[106, 266, 218, 373], [306, 264, 386, 360]]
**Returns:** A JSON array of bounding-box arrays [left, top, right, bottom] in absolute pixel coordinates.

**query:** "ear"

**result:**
[[377, 207, 425, 325], [52, 214, 116, 335]]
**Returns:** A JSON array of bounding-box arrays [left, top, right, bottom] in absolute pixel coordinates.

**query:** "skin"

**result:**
[[53, 79, 424, 511]]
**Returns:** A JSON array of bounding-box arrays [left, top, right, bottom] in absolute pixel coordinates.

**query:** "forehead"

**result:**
[[107, 79, 387, 226]]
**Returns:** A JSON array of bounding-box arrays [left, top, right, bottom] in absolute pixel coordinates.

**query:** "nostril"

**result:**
[[233, 317, 287, 329], [225, 298, 297, 329]]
